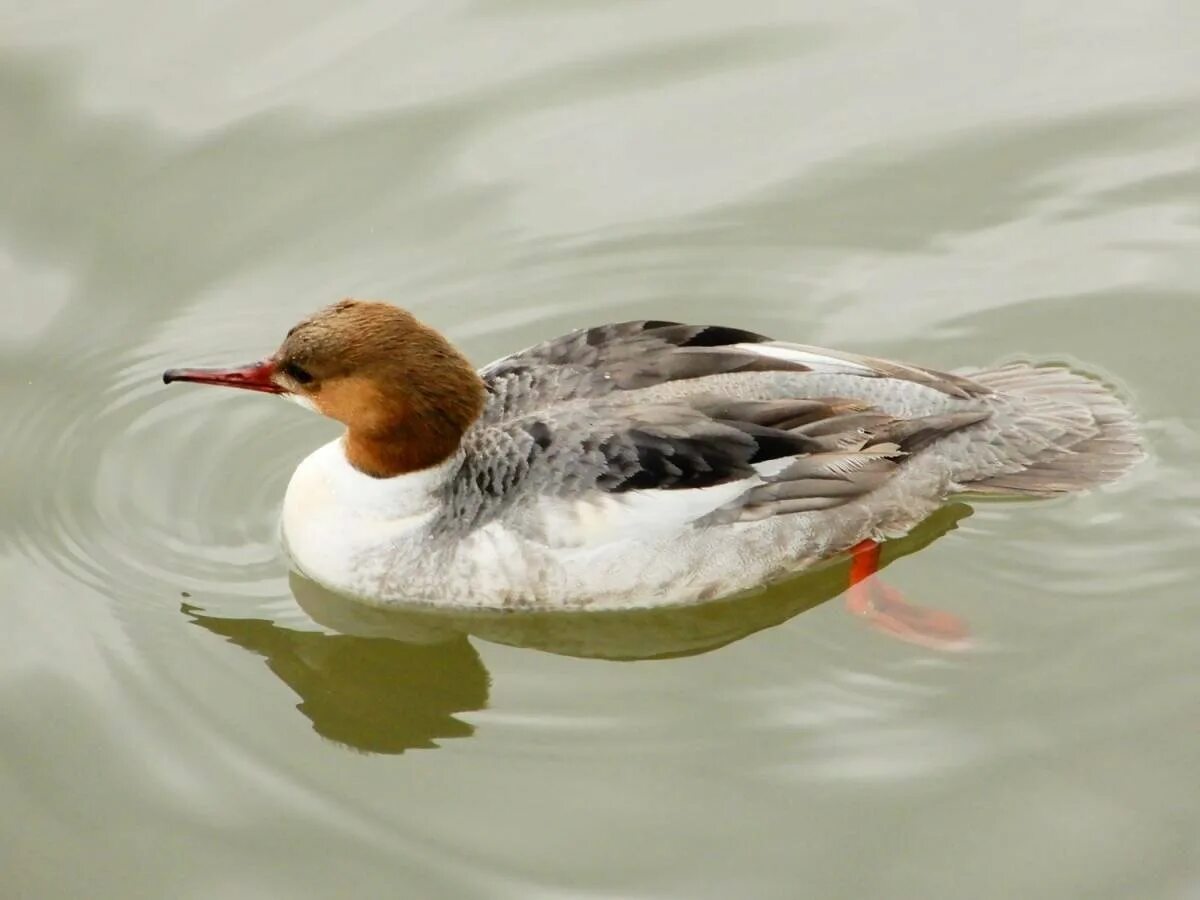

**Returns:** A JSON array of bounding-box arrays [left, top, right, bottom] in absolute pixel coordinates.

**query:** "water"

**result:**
[[2, 3, 1198, 897]]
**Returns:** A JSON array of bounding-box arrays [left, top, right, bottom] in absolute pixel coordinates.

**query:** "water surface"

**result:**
[[2, 3, 1199, 898]]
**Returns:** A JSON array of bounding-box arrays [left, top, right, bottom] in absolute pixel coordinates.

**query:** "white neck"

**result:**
[[289, 437, 457, 521], [281, 437, 461, 598]]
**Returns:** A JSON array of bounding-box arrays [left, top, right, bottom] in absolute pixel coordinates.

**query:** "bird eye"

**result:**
[[282, 362, 314, 385]]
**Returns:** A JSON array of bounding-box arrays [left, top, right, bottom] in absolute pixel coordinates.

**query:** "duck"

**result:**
[[163, 299, 1142, 630]]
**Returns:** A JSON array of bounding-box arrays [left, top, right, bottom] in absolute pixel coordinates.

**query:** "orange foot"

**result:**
[[843, 539, 972, 651]]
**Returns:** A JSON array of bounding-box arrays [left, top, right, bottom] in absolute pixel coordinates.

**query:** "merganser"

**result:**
[[163, 300, 1142, 630]]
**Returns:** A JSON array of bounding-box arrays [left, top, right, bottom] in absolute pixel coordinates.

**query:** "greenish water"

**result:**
[[3, 3, 1199, 898]]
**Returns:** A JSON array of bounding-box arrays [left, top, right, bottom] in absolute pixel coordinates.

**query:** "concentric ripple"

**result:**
[[4, 339, 332, 615]]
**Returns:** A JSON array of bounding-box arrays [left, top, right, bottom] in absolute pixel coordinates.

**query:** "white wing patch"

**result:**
[[732, 342, 880, 377], [535, 477, 757, 548]]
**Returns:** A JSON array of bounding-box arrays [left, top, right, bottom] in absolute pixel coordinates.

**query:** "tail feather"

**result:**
[[960, 364, 1143, 496]]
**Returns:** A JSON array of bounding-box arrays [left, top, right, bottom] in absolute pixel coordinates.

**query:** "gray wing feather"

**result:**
[[443, 320, 998, 534], [479, 321, 990, 425]]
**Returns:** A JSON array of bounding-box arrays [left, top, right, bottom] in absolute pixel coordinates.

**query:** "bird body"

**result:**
[[165, 302, 1142, 612]]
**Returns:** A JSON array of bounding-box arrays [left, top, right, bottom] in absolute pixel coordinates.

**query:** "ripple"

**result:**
[[3, 342, 329, 613]]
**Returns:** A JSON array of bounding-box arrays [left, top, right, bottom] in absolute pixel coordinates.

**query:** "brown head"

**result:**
[[163, 300, 487, 477]]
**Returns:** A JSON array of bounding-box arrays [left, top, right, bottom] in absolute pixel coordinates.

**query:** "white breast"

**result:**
[[280, 439, 455, 601]]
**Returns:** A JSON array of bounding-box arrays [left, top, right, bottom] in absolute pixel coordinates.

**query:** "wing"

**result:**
[[478, 320, 989, 426], [448, 320, 993, 545], [441, 390, 988, 546]]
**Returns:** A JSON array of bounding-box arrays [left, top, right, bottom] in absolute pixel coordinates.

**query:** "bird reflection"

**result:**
[[183, 604, 490, 754], [184, 503, 969, 754]]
